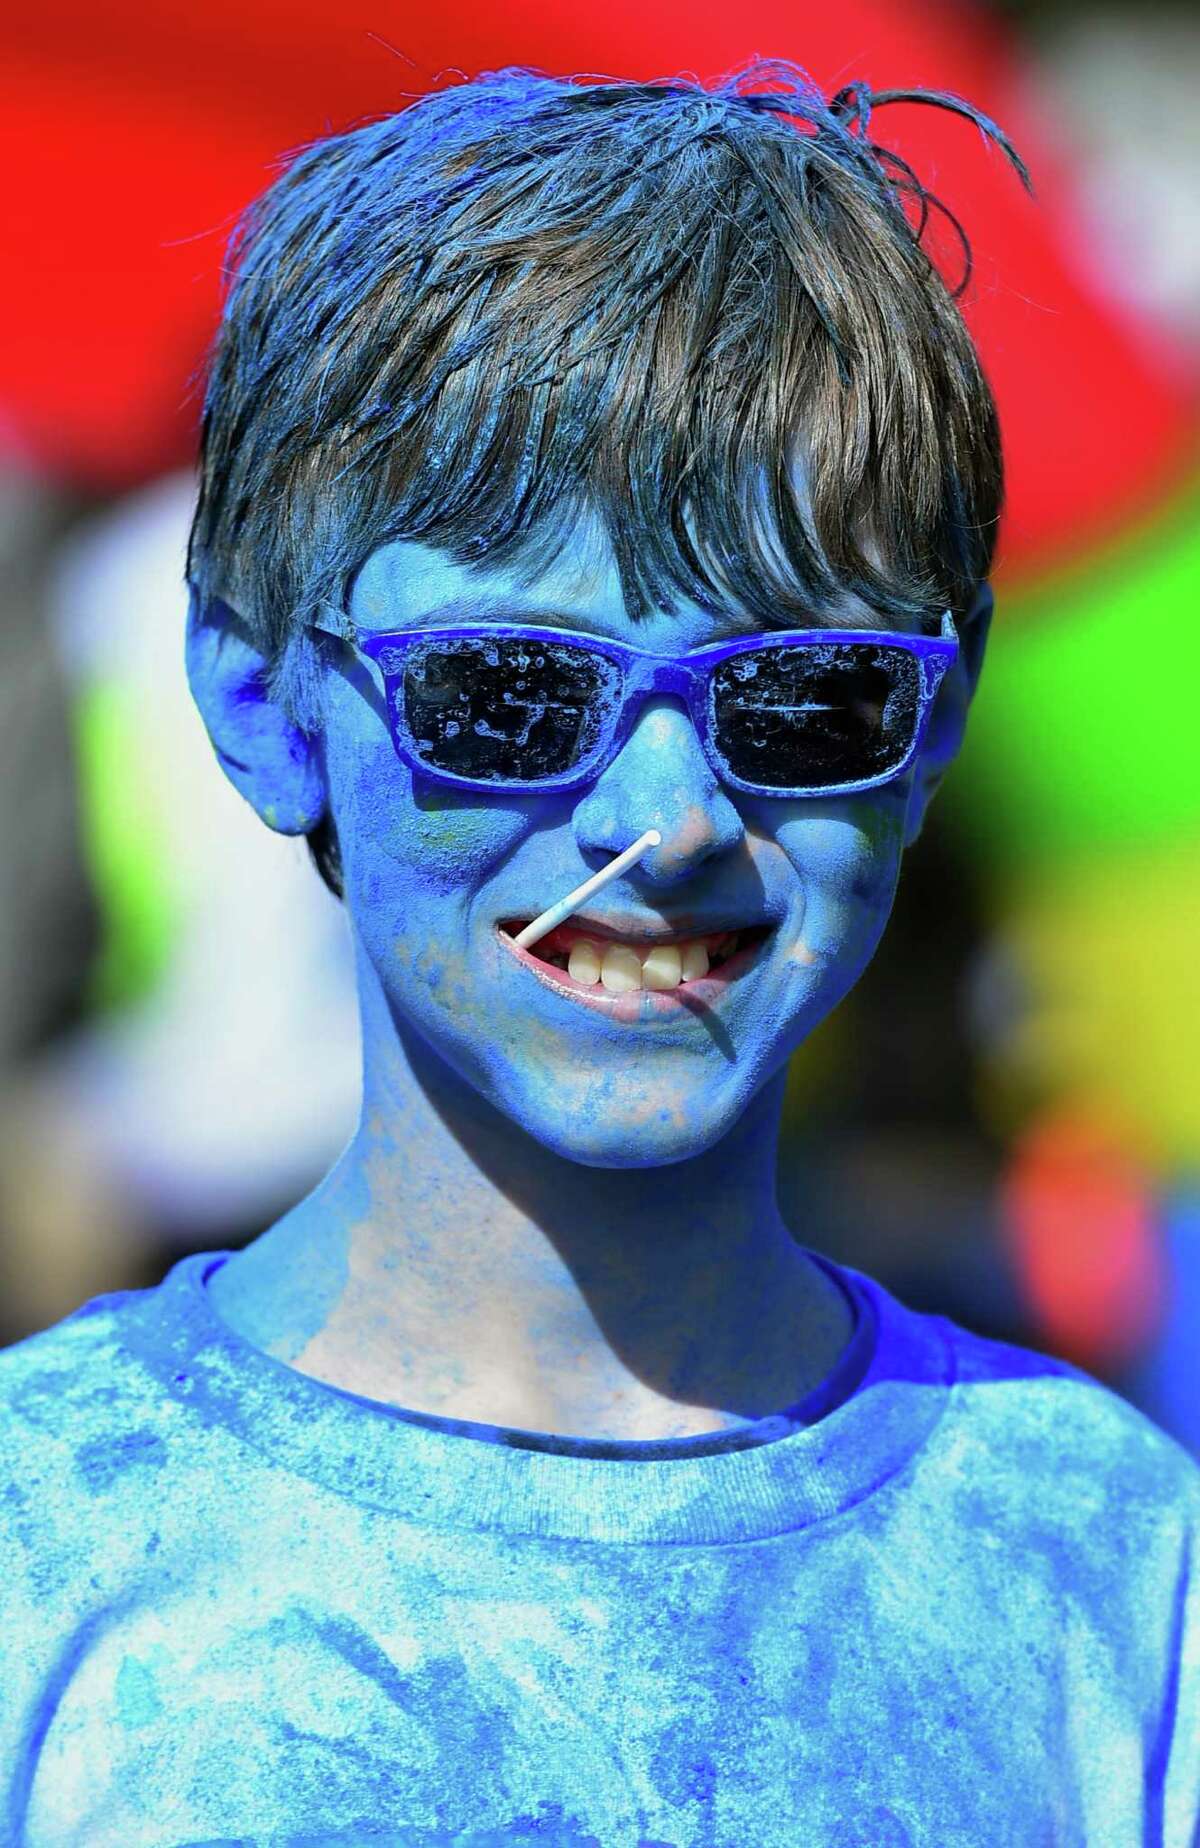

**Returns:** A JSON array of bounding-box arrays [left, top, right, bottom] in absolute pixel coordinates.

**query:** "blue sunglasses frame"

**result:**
[[312, 610, 959, 799]]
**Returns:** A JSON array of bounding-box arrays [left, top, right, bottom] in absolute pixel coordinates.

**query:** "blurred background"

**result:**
[[1, 0, 1196, 1455]]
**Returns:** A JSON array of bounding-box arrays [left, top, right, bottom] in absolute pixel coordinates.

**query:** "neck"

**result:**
[[214, 947, 853, 1440]]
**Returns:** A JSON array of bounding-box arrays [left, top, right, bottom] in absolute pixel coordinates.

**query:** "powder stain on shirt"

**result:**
[[0, 1250, 1197, 1847], [74, 1428, 168, 1495], [115, 1650, 166, 1730]]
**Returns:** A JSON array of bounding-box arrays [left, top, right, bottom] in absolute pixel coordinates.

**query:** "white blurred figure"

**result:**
[[1028, 14, 1200, 354], [3, 471, 360, 1327]]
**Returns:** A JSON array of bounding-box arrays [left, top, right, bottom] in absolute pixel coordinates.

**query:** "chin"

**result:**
[[482, 1064, 761, 1170]]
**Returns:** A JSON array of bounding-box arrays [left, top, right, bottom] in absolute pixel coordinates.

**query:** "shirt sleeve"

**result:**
[[1163, 1483, 1200, 1848]]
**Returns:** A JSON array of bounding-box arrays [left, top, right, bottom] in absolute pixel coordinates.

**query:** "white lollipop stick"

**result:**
[[512, 830, 662, 950]]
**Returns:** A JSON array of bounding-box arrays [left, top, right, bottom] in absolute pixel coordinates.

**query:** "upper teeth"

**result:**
[[566, 937, 713, 992]]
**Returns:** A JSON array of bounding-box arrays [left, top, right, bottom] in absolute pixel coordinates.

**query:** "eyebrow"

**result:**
[[393, 596, 618, 631], [353, 594, 863, 640]]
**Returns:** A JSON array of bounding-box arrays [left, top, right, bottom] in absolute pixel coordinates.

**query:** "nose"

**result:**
[[571, 697, 745, 885]]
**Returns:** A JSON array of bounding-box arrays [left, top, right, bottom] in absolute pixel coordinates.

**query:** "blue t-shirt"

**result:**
[[1, 1246, 1197, 1847]]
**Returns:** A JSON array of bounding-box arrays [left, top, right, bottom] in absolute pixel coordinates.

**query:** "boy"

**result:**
[[2, 59, 1197, 1847]]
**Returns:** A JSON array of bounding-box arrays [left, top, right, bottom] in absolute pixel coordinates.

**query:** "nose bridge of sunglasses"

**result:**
[[608, 653, 709, 748], [641, 656, 700, 699]]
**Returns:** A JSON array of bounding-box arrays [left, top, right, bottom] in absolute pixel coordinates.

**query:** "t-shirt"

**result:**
[[1, 1247, 1197, 1848]]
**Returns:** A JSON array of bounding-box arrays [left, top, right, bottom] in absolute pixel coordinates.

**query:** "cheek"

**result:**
[[325, 718, 532, 901], [322, 720, 549, 1070], [845, 800, 907, 907], [771, 799, 906, 962], [388, 790, 529, 895]]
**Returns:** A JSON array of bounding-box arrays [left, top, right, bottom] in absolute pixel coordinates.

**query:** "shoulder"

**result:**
[[0, 1294, 188, 1804], [928, 1307, 1200, 1551], [0, 1289, 159, 1457], [913, 1310, 1200, 1843], [0, 1294, 174, 1581]]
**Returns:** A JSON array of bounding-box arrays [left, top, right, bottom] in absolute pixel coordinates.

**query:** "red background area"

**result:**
[[5, 0, 1197, 579]]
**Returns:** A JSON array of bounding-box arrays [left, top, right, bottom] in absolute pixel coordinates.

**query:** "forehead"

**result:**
[[348, 497, 883, 649]]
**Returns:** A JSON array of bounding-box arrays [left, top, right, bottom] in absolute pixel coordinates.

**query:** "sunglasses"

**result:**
[[311, 611, 958, 799]]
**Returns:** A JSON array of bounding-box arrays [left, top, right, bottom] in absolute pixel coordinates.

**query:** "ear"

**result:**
[[184, 588, 328, 835], [902, 580, 993, 848]]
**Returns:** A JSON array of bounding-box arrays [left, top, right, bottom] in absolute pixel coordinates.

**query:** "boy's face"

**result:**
[[312, 502, 943, 1168]]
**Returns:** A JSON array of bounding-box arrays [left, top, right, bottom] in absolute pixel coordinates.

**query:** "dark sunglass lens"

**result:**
[[711, 644, 920, 789], [402, 638, 611, 782]]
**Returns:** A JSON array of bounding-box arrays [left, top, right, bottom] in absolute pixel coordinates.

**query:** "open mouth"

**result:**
[[496, 919, 775, 1000]]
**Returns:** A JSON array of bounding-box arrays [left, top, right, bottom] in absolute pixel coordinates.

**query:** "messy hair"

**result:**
[[186, 57, 1029, 898]]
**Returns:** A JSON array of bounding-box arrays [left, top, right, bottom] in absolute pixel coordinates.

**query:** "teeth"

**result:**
[[567, 940, 603, 985], [599, 944, 643, 993], [641, 943, 683, 990], [552, 934, 734, 990], [681, 941, 710, 982]]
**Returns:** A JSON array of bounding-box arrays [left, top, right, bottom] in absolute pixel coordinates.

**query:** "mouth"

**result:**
[[495, 917, 776, 1012]]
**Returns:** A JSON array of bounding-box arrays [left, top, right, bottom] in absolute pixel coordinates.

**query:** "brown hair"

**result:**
[[186, 58, 1029, 896]]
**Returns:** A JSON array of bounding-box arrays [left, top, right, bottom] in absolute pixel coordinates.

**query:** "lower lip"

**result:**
[[495, 928, 773, 1020]]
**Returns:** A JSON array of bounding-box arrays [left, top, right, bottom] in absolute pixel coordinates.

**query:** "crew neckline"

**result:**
[[112, 1247, 956, 1544], [266, 1249, 876, 1463]]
